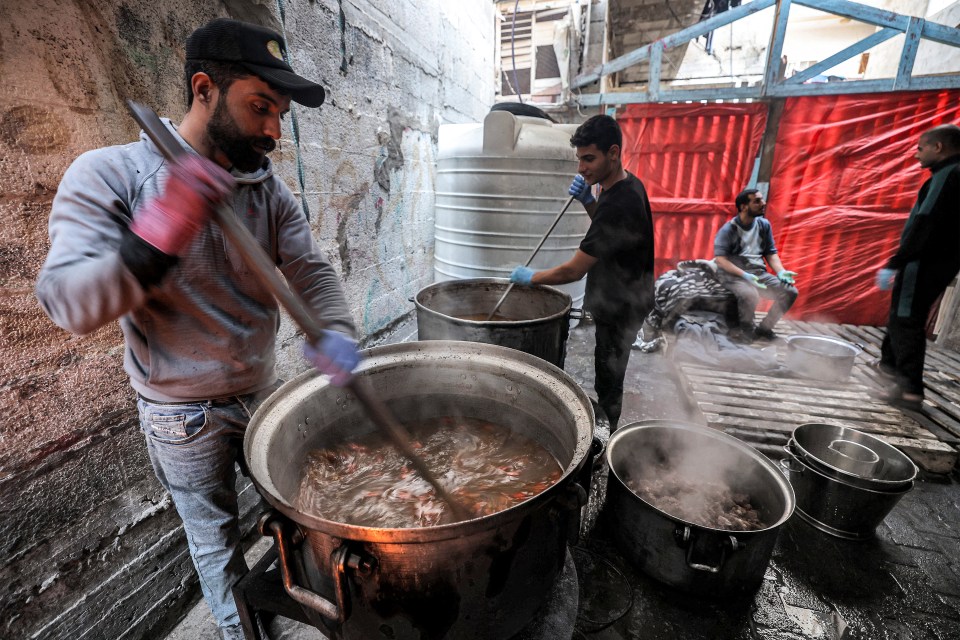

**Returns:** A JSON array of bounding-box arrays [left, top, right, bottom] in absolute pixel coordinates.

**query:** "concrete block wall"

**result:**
[[0, 0, 493, 638]]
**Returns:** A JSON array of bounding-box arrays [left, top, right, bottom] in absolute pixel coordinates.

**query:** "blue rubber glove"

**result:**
[[777, 270, 797, 285], [568, 175, 595, 205], [510, 265, 535, 285], [741, 272, 768, 289], [876, 268, 897, 291], [303, 330, 360, 387]]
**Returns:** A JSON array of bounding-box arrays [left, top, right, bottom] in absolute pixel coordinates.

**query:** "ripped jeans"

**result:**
[[137, 383, 279, 630]]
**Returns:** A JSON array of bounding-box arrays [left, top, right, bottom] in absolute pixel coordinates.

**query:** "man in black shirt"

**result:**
[[874, 124, 960, 411], [511, 115, 654, 430]]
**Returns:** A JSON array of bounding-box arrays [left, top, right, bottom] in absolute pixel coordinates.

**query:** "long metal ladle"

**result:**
[[126, 100, 469, 521], [486, 195, 576, 321]]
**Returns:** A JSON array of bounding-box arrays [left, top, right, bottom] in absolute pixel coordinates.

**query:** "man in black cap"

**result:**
[[36, 18, 356, 639]]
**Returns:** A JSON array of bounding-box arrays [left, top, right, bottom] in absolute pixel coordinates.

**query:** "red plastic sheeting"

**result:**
[[618, 103, 768, 276], [766, 90, 960, 325]]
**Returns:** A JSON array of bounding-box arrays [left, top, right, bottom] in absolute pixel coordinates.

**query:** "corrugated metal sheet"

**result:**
[[618, 102, 769, 275], [767, 90, 960, 325]]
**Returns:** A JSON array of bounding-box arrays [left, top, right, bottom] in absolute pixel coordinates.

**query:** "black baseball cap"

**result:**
[[186, 18, 325, 107]]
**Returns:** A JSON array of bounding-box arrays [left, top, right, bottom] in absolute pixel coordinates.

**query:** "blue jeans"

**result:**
[[137, 384, 278, 630]]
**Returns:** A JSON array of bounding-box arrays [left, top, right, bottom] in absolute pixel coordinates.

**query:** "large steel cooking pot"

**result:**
[[245, 341, 595, 639], [790, 423, 917, 491], [605, 421, 795, 597], [781, 443, 914, 540], [414, 278, 577, 368], [785, 335, 862, 382]]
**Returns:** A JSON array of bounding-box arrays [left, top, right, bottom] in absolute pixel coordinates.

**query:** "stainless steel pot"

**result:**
[[790, 423, 917, 491], [785, 335, 862, 382], [781, 444, 913, 540], [245, 341, 595, 639], [604, 421, 795, 597], [414, 278, 577, 368]]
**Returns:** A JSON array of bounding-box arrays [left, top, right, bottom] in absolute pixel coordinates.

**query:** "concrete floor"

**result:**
[[166, 318, 960, 640]]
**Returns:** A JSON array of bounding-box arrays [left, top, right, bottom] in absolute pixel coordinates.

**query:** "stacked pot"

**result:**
[[781, 423, 918, 540]]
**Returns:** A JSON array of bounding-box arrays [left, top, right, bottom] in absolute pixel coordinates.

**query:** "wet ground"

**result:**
[[166, 318, 960, 640], [567, 320, 960, 640]]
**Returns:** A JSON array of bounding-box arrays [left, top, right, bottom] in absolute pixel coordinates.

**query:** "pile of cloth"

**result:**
[[632, 259, 779, 373]]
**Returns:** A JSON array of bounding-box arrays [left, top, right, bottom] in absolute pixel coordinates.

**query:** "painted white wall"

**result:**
[[671, 0, 959, 86], [864, 1, 960, 78]]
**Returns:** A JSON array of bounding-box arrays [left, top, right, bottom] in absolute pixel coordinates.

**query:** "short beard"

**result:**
[[206, 90, 275, 172]]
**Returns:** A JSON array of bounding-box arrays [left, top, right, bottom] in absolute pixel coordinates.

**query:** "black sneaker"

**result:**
[[728, 326, 756, 343], [754, 326, 779, 342], [868, 358, 896, 380], [870, 385, 923, 411]]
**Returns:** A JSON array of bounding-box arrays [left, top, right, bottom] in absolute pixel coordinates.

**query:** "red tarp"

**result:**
[[619, 102, 768, 277], [619, 91, 960, 325], [766, 91, 960, 325]]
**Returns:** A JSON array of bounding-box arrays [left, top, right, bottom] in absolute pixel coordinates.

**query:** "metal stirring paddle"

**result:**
[[486, 195, 576, 321], [126, 100, 470, 521]]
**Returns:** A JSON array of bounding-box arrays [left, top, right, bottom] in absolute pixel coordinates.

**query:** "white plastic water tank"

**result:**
[[435, 109, 588, 312]]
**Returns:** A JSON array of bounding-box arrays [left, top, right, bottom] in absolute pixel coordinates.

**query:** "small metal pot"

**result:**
[[605, 421, 795, 597], [781, 445, 913, 540], [414, 278, 578, 368], [785, 335, 862, 382], [790, 423, 917, 491]]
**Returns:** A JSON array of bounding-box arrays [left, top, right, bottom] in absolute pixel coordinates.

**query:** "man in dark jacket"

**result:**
[[874, 124, 960, 411], [510, 115, 654, 431]]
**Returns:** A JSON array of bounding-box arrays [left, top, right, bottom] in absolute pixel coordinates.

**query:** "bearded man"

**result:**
[[35, 19, 358, 639], [713, 188, 798, 342]]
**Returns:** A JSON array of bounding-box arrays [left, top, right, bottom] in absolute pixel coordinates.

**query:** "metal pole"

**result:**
[[486, 195, 576, 321]]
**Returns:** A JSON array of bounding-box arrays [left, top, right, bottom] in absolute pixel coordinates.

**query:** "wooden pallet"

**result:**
[[791, 319, 960, 443], [674, 319, 959, 473]]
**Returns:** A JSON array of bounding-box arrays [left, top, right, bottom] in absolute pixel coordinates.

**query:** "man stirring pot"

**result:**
[[35, 19, 359, 639]]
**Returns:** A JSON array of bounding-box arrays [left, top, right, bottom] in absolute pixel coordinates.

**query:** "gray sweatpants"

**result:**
[[718, 270, 798, 330]]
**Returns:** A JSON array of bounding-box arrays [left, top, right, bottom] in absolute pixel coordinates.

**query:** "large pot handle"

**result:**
[[260, 512, 369, 624], [575, 435, 605, 495], [569, 308, 585, 320], [780, 447, 805, 474], [674, 525, 739, 573]]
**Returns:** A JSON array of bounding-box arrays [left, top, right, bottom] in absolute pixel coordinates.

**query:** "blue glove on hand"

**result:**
[[741, 272, 768, 289], [510, 265, 535, 286], [876, 268, 897, 291], [777, 270, 797, 285], [568, 175, 595, 205], [303, 330, 360, 387]]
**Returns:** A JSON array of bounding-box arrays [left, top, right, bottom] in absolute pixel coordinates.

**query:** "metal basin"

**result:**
[[785, 335, 861, 382], [414, 278, 574, 368], [605, 421, 795, 596], [791, 423, 917, 491], [244, 341, 595, 639]]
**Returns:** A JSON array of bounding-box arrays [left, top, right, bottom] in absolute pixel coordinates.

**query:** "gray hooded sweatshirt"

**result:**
[[36, 119, 355, 402]]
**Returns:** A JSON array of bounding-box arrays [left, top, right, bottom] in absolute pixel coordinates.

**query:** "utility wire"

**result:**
[[511, 0, 524, 103]]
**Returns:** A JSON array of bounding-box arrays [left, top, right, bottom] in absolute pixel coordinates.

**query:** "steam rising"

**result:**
[[612, 425, 767, 528]]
